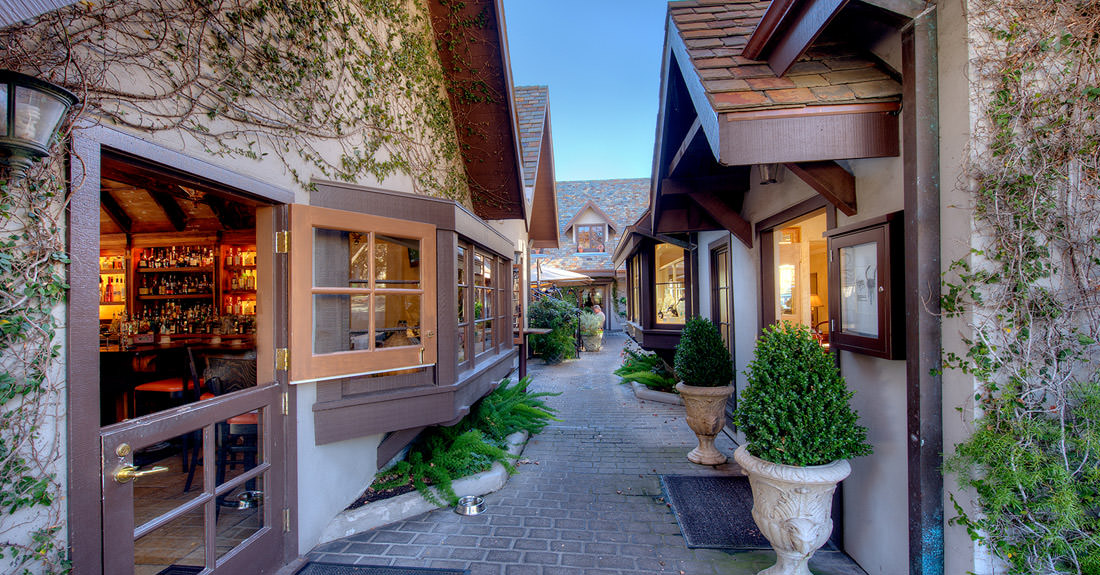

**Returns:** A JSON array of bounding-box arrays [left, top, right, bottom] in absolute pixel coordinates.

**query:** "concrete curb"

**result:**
[[318, 430, 529, 544], [631, 381, 683, 405]]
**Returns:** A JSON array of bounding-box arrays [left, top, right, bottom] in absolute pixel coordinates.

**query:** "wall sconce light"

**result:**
[[758, 163, 783, 185], [0, 70, 78, 179]]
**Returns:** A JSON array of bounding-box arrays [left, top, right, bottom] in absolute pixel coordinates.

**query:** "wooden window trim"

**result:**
[[456, 242, 471, 372], [575, 223, 608, 253], [289, 204, 437, 383], [759, 198, 836, 330], [824, 212, 905, 359]]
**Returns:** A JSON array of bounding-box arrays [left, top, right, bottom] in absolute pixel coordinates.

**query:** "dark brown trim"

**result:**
[[755, 194, 832, 234], [742, 0, 800, 60], [67, 133, 103, 575], [903, 12, 944, 575], [762, 0, 849, 76], [82, 125, 294, 204], [377, 427, 426, 466], [756, 197, 836, 333], [784, 161, 857, 217], [726, 102, 900, 122], [720, 108, 899, 166]]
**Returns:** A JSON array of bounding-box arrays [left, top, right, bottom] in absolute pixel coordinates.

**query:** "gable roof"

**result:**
[[563, 200, 619, 234], [669, 0, 901, 114], [514, 85, 560, 248], [514, 86, 549, 191]]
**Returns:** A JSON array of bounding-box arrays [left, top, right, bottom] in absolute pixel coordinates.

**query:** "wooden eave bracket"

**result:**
[[663, 178, 753, 248], [742, 0, 849, 77], [784, 161, 857, 216]]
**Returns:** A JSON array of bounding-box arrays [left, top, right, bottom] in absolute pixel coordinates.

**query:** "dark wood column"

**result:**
[[903, 10, 944, 575]]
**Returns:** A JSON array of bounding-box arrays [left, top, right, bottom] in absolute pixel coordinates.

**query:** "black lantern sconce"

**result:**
[[757, 163, 783, 185], [0, 70, 78, 179]]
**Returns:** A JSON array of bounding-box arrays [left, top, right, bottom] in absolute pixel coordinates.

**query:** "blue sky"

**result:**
[[502, 0, 670, 182]]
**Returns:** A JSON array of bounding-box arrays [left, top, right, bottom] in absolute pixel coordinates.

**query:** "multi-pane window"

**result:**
[[474, 251, 495, 356], [456, 244, 509, 367], [457, 244, 469, 366], [576, 224, 606, 253], [711, 244, 731, 346], [630, 256, 641, 322], [289, 205, 436, 383]]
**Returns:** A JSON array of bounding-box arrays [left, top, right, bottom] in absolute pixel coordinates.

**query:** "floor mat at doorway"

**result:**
[[155, 567, 202, 575], [296, 564, 468, 575], [660, 474, 771, 549]]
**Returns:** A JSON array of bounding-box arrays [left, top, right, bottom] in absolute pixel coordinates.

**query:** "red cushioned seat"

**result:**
[[227, 411, 259, 426], [134, 377, 188, 393]]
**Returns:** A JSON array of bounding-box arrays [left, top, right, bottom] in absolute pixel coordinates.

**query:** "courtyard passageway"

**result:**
[[308, 333, 865, 574]]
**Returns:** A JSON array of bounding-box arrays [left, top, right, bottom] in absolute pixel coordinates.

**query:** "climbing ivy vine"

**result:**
[[942, 1, 1100, 573], [0, 0, 487, 571]]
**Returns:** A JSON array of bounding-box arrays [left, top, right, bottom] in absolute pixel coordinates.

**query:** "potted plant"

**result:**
[[578, 310, 604, 352], [733, 321, 872, 575], [673, 316, 734, 465]]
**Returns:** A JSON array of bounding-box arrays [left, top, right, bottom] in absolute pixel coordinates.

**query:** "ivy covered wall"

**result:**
[[0, 0, 479, 571]]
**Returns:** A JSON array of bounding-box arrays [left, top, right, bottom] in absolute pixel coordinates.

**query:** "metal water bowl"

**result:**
[[454, 495, 485, 516]]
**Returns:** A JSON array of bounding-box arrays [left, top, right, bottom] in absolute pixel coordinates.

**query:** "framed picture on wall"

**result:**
[[825, 212, 905, 359]]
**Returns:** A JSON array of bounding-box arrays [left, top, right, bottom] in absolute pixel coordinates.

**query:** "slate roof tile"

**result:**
[[513, 86, 549, 190], [532, 179, 651, 273], [668, 0, 902, 113]]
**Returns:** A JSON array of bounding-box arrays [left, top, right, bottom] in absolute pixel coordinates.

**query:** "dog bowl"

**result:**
[[454, 495, 485, 516]]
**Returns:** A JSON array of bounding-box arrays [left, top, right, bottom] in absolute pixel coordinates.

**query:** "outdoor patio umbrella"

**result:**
[[532, 263, 593, 286]]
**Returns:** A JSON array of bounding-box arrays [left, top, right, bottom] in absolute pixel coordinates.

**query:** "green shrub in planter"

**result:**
[[735, 321, 872, 466], [528, 296, 578, 363], [673, 317, 732, 387], [578, 311, 603, 335]]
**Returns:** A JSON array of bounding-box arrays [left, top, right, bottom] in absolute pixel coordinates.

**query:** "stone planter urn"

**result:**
[[733, 445, 851, 575], [675, 382, 734, 465], [581, 329, 603, 352]]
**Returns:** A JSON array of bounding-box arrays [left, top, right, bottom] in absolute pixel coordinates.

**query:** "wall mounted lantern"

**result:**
[[757, 163, 783, 185], [0, 70, 78, 178]]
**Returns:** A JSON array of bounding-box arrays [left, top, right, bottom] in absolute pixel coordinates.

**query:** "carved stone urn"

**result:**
[[733, 445, 851, 575], [674, 382, 734, 465]]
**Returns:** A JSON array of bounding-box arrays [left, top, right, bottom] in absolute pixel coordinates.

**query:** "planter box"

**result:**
[[319, 431, 529, 544]]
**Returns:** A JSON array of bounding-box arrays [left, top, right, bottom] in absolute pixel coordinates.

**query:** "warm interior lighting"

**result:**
[[0, 70, 78, 178]]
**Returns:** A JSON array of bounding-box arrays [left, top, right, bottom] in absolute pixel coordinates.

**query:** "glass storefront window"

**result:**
[[654, 243, 685, 325], [771, 210, 830, 344]]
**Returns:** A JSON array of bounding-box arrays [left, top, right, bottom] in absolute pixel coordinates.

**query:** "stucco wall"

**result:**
[[295, 382, 382, 553], [732, 150, 909, 574], [938, 0, 992, 573]]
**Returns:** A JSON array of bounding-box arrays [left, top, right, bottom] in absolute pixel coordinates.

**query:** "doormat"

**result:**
[[296, 564, 468, 575], [660, 474, 771, 549], [155, 566, 202, 575]]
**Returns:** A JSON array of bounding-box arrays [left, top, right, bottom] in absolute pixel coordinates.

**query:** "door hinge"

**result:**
[[282, 508, 291, 533], [281, 391, 289, 416], [276, 348, 289, 372], [275, 230, 290, 254]]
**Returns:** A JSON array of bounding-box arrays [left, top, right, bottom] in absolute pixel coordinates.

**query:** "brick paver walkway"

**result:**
[[308, 333, 865, 574]]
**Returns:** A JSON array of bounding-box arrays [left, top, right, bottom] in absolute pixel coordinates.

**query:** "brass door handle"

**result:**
[[114, 464, 169, 484]]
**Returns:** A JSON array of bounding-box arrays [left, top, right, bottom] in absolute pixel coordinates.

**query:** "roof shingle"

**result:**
[[513, 86, 549, 190], [668, 0, 901, 113]]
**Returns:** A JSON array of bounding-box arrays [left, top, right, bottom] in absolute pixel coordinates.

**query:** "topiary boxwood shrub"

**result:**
[[734, 321, 872, 467], [673, 316, 733, 387]]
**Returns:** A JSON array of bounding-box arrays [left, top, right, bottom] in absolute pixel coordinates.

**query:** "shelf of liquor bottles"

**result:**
[[98, 231, 258, 338]]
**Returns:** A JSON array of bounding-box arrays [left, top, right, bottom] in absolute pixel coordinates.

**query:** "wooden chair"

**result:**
[[183, 352, 258, 495]]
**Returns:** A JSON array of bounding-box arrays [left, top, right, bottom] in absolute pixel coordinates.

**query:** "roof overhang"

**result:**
[[529, 107, 560, 249], [648, 1, 902, 242], [0, 0, 76, 27], [429, 0, 526, 221]]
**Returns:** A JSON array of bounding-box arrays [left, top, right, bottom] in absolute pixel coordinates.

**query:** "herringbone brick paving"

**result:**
[[308, 334, 865, 574]]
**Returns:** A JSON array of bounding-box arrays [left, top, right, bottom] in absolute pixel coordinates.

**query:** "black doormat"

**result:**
[[660, 475, 771, 549], [297, 564, 468, 575], [156, 566, 203, 575]]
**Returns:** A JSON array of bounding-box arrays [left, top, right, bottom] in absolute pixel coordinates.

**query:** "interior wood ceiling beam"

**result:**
[[150, 191, 188, 232], [99, 190, 132, 233], [784, 161, 857, 216]]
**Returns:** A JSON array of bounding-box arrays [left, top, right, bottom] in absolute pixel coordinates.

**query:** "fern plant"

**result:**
[[615, 348, 677, 391], [370, 376, 559, 505]]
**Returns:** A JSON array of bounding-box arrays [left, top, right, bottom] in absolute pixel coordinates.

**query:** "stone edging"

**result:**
[[318, 430, 529, 544], [631, 381, 683, 405]]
